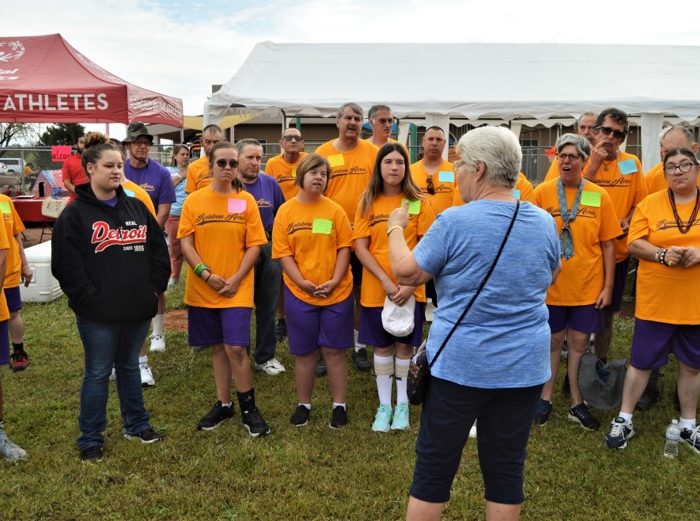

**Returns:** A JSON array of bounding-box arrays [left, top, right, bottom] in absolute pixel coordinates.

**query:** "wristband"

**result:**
[[194, 263, 209, 277], [387, 225, 403, 236]]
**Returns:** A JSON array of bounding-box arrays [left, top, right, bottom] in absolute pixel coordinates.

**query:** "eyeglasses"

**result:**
[[596, 126, 627, 140], [664, 161, 697, 174], [215, 159, 239, 169], [375, 118, 394, 125], [282, 135, 302, 142], [426, 174, 435, 195], [557, 153, 581, 162]]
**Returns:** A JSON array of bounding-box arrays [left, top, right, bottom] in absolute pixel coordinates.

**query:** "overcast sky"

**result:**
[[8, 0, 700, 137]]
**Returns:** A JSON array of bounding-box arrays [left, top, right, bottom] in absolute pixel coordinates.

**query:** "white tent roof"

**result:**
[[204, 42, 700, 169]]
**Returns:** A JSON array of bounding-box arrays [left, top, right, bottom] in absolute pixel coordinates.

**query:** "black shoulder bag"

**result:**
[[407, 201, 521, 406]]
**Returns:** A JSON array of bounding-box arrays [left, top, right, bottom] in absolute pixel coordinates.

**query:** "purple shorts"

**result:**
[[187, 306, 252, 348], [4, 286, 21, 313], [0, 321, 8, 366], [284, 286, 353, 356], [548, 304, 603, 334], [610, 258, 630, 312], [358, 303, 425, 348], [630, 319, 700, 370]]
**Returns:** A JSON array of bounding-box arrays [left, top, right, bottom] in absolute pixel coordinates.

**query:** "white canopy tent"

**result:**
[[204, 42, 700, 171]]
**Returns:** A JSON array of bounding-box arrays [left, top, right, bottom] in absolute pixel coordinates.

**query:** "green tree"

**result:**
[[38, 123, 85, 146], [0, 123, 35, 153]]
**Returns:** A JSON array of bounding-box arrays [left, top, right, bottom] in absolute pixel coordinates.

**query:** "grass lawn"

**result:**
[[1, 282, 698, 520]]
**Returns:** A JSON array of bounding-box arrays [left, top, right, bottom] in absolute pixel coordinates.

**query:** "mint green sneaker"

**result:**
[[372, 404, 392, 432], [391, 403, 410, 431]]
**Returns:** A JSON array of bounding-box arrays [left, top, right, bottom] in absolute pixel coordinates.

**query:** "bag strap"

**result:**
[[428, 200, 520, 369]]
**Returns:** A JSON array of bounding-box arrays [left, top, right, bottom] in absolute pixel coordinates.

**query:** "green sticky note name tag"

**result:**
[[312, 218, 332, 234], [402, 199, 421, 215], [124, 189, 135, 198], [512, 189, 521, 200], [438, 171, 454, 183], [0, 201, 11, 214], [580, 190, 601, 207]]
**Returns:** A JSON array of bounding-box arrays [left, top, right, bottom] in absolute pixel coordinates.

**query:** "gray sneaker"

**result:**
[[0, 429, 27, 461]]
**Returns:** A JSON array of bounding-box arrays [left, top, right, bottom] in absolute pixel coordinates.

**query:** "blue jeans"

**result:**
[[76, 316, 151, 450]]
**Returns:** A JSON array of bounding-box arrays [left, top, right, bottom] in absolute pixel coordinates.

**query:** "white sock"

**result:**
[[374, 354, 394, 405], [152, 314, 164, 336], [395, 357, 410, 405], [332, 402, 346, 410], [679, 417, 696, 430], [221, 402, 232, 409], [354, 329, 366, 350], [139, 355, 148, 365], [299, 403, 311, 410], [619, 412, 633, 424]]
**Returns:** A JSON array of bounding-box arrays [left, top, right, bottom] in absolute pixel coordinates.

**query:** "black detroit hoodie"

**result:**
[[51, 183, 170, 324]]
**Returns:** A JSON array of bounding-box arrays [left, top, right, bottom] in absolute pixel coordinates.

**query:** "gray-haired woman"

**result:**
[[388, 126, 561, 521]]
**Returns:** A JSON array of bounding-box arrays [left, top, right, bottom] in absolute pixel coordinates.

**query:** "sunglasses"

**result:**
[[426, 174, 435, 195], [596, 126, 627, 140], [375, 118, 395, 125], [557, 153, 581, 162], [215, 159, 239, 169], [282, 135, 302, 142]]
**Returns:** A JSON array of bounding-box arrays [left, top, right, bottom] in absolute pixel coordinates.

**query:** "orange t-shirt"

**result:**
[[645, 162, 700, 195], [122, 180, 157, 217], [184, 155, 212, 194], [533, 179, 622, 306], [628, 190, 700, 324], [411, 159, 455, 215], [544, 157, 559, 182], [0, 208, 11, 321], [315, 139, 378, 224], [0, 195, 25, 289], [587, 152, 647, 262], [354, 194, 435, 306], [272, 196, 353, 306], [265, 152, 307, 201], [178, 187, 267, 308], [452, 172, 532, 206]]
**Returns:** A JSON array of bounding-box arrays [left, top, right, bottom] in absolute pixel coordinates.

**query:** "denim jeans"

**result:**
[[253, 242, 282, 364], [76, 316, 151, 449]]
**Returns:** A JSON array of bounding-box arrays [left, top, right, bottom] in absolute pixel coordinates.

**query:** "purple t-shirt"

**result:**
[[242, 173, 285, 232], [124, 159, 176, 208]]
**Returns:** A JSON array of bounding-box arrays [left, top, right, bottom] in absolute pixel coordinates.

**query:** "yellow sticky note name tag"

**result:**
[[402, 199, 421, 215], [580, 191, 601, 207], [0, 201, 11, 214], [291, 167, 297, 177], [312, 218, 333, 234], [328, 154, 344, 168]]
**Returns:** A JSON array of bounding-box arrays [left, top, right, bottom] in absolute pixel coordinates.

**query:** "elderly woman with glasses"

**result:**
[[532, 134, 622, 431], [388, 126, 561, 521], [605, 147, 700, 454]]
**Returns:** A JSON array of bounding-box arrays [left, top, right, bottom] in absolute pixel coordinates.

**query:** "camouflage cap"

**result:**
[[123, 121, 153, 143]]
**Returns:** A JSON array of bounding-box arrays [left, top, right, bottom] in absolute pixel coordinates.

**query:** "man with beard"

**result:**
[[185, 124, 223, 194], [316, 103, 378, 371], [123, 122, 175, 386], [236, 139, 286, 376], [62, 134, 87, 200]]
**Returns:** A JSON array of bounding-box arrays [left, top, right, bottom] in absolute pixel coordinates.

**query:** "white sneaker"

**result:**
[[167, 278, 177, 288], [0, 429, 27, 461], [255, 357, 286, 375], [469, 420, 477, 439], [109, 367, 116, 382], [149, 334, 166, 353], [140, 362, 155, 387]]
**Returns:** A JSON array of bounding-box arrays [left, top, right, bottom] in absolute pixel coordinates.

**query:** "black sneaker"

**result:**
[[605, 417, 635, 449], [315, 357, 327, 376], [9, 350, 29, 372], [532, 399, 552, 426], [290, 405, 310, 427], [351, 347, 371, 371], [124, 427, 162, 444], [680, 426, 700, 455], [197, 401, 235, 431], [329, 405, 348, 429], [242, 406, 271, 437], [568, 403, 600, 431], [80, 445, 103, 462], [275, 318, 287, 342]]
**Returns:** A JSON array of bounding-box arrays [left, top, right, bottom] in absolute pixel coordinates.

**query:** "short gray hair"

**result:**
[[336, 102, 363, 121], [555, 133, 591, 160], [660, 125, 696, 146], [368, 105, 390, 120], [456, 126, 521, 188], [575, 112, 597, 128], [235, 138, 262, 154]]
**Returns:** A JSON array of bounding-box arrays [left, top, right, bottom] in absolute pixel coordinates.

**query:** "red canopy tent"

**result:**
[[0, 34, 183, 127]]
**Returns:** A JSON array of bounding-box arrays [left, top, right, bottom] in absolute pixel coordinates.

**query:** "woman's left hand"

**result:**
[[21, 264, 32, 287], [680, 247, 700, 268], [388, 202, 410, 229], [218, 276, 241, 297], [313, 279, 338, 299], [595, 287, 612, 309], [390, 285, 414, 306]]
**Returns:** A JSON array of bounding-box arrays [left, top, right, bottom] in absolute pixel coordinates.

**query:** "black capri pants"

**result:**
[[410, 376, 543, 505]]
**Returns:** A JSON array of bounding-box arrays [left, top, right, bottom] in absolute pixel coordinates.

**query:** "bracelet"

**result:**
[[204, 271, 212, 282], [194, 262, 209, 277], [656, 248, 670, 266], [387, 225, 403, 236]]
